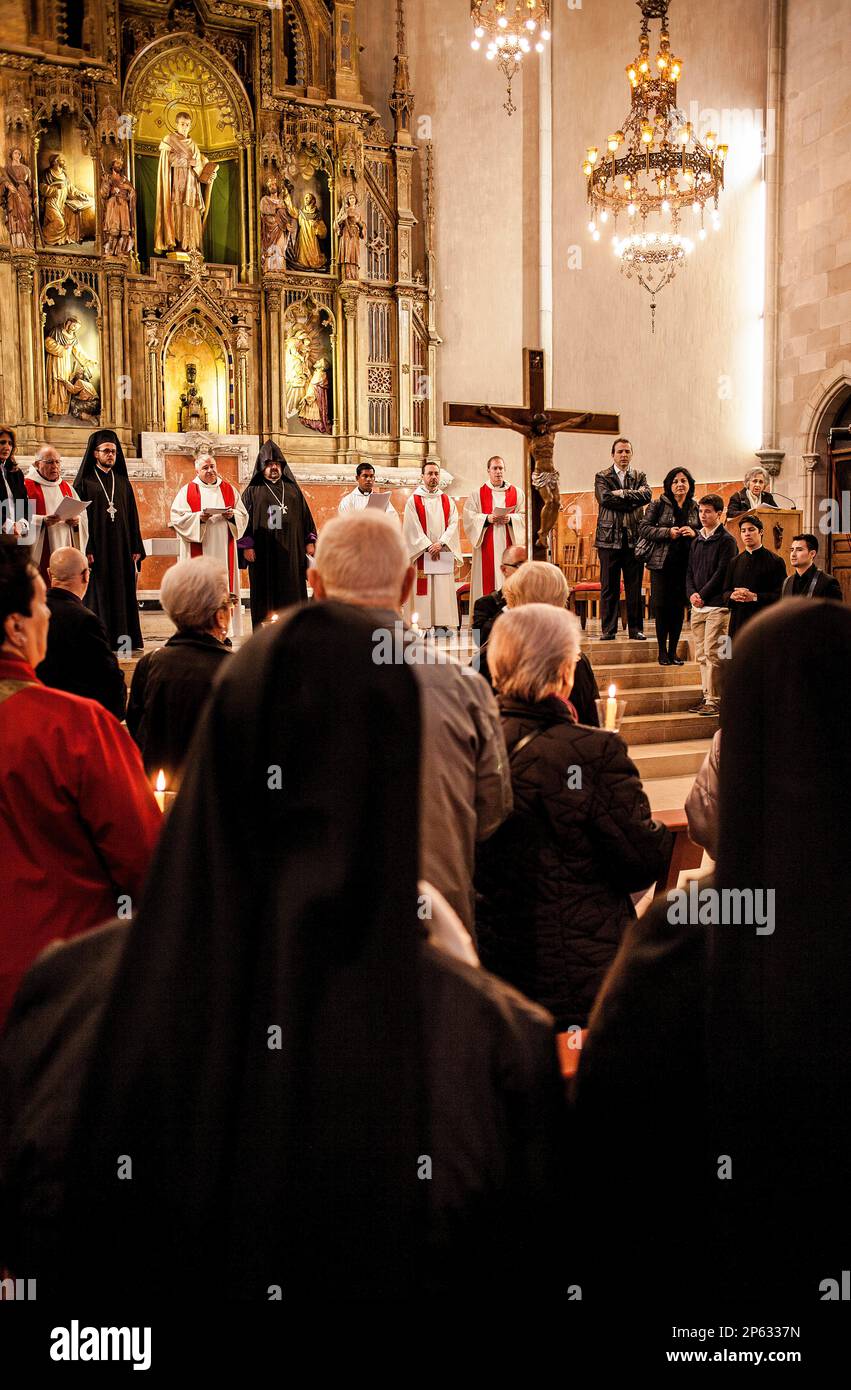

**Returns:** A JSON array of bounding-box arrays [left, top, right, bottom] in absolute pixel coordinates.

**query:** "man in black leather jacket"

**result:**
[[593, 438, 651, 640]]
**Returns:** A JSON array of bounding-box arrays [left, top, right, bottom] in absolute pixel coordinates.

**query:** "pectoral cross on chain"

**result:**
[[107, 503, 117, 521]]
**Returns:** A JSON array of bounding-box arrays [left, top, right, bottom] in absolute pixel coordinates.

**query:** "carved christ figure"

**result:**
[[155, 110, 217, 255], [479, 405, 592, 548]]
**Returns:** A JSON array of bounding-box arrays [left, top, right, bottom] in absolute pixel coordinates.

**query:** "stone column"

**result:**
[[802, 451, 821, 533], [339, 288, 359, 444], [106, 269, 126, 428], [264, 286, 283, 435], [142, 312, 161, 431], [14, 258, 38, 426], [760, 0, 786, 457], [234, 322, 250, 434]]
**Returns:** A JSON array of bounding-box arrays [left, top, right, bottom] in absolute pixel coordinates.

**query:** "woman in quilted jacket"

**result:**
[[637, 467, 700, 666], [474, 603, 672, 1031]]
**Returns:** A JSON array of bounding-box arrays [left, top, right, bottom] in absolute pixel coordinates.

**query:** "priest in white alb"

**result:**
[[338, 461, 399, 522], [463, 455, 525, 609], [25, 444, 89, 585], [401, 460, 462, 630], [169, 454, 248, 633]]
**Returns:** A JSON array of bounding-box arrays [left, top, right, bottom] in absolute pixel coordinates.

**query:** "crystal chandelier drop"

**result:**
[[582, 0, 728, 329], [470, 1, 551, 116]]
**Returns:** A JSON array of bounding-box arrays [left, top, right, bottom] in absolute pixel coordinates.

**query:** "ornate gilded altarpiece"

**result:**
[[0, 0, 440, 486]]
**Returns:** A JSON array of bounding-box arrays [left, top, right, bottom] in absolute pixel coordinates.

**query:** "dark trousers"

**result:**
[[650, 565, 688, 656], [599, 544, 644, 637]]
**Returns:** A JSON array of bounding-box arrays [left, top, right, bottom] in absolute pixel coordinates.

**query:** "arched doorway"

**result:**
[[826, 390, 851, 602]]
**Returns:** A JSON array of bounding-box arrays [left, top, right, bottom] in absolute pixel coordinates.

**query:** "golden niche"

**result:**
[[165, 317, 228, 435]]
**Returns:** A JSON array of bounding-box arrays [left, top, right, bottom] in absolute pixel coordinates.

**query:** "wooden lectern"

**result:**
[[726, 505, 802, 575]]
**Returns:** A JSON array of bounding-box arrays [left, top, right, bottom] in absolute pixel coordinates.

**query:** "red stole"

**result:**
[[25, 478, 73, 585], [479, 484, 518, 596], [413, 491, 450, 596], [187, 478, 237, 589]]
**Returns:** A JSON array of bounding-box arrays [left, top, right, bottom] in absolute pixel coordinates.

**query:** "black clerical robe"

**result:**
[[242, 475, 317, 626], [722, 545, 787, 637], [77, 470, 145, 650]]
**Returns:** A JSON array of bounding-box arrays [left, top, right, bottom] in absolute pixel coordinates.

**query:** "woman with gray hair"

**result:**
[[475, 603, 671, 1031], [726, 466, 779, 518], [502, 559, 601, 725], [126, 557, 231, 788]]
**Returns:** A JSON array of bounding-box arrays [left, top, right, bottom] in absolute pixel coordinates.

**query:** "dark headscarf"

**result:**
[[709, 599, 851, 1294], [72, 429, 129, 488], [248, 439, 298, 487], [61, 602, 427, 1299]]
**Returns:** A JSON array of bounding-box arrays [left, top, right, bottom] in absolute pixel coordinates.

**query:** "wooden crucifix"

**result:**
[[443, 348, 620, 559]]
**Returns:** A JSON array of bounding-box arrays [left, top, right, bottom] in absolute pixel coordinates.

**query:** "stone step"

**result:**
[[630, 739, 712, 780], [622, 709, 720, 745], [618, 684, 707, 716], [581, 636, 689, 664], [590, 660, 698, 689]]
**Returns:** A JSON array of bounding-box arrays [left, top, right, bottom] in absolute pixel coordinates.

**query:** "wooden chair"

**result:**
[[456, 582, 471, 626], [655, 809, 705, 891]]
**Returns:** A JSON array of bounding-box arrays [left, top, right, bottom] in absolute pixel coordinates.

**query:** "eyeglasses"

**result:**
[[501, 562, 521, 573]]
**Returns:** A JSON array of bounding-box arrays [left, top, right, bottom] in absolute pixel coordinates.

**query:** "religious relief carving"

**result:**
[[259, 174, 296, 273], [42, 283, 101, 425], [100, 158, 136, 256], [1, 147, 35, 248], [283, 299, 333, 436], [291, 191, 327, 269], [178, 362, 209, 432], [4, 87, 31, 134], [334, 193, 365, 281], [39, 152, 95, 247], [154, 110, 219, 257]]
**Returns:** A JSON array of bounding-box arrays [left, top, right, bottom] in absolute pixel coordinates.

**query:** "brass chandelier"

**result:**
[[470, 1, 551, 116], [582, 0, 728, 328]]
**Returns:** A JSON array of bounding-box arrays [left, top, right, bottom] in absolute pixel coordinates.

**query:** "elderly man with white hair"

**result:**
[[726, 466, 779, 519], [312, 510, 511, 933], [25, 444, 88, 584], [127, 557, 231, 789], [475, 602, 672, 1032], [170, 454, 248, 630]]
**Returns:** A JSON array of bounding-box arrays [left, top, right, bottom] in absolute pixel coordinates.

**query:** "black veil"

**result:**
[[72, 429, 130, 488], [61, 601, 428, 1298]]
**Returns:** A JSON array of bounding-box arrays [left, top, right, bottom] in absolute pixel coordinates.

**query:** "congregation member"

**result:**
[[463, 455, 526, 609], [575, 600, 851, 1306], [36, 546, 126, 720], [594, 437, 651, 640], [637, 467, 699, 666], [170, 453, 248, 631], [502, 560, 600, 726], [685, 494, 738, 715], [25, 444, 88, 583], [722, 514, 786, 639], [401, 461, 462, 633], [73, 431, 145, 652], [782, 532, 842, 600], [684, 727, 721, 858], [312, 511, 511, 931], [337, 461, 397, 519], [0, 426, 28, 538], [471, 543, 526, 686], [0, 543, 160, 1031], [239, 441, 316, 628], [475, 604, 672, 1032], [725, 464, 779, 518], [0, 601, 565, 1297], [126, 558, 231, 788]]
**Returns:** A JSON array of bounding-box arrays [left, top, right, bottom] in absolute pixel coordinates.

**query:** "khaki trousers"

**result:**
[[690, 606, 729, 703]]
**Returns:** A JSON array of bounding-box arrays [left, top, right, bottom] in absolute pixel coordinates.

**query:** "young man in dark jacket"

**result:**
[[782, 534, 843, 601], [685, 494, 738, 715], [593, 438, 651, 641]]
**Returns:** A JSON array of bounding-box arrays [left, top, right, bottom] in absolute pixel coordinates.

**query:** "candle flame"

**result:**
[[155, 769, 166, 793], [607, 683, 617, 698], [411, 611, 419, 626]]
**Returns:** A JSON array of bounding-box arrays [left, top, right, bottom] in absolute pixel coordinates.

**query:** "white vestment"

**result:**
[[401, 486, 462, 628], [169, 478, 249, 635], [25, 468, 89, 567], [462, 482, 526, 607], [338, 486, 399, 522]]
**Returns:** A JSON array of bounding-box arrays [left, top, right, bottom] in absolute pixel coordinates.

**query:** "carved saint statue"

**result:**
[[100, 157, 136, 256], [259, 174, 297, 272], [44, 315, 99, 422], [1, 146, 34, 248], [334, 192, 365, 281], [178, 363, 209, 433], [293, 191, 327, 269], [285, 330, 313, 418], [39, 153, 93, 246], [299, 357, 331, 434], [154, 110, 218, 256], [479, 405, 592, 548]]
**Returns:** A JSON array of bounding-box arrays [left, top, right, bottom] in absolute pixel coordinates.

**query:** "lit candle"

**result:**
[[154, 769, 166, 813], [605, 683, 618, 731], [411, 611, 421, 634]]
